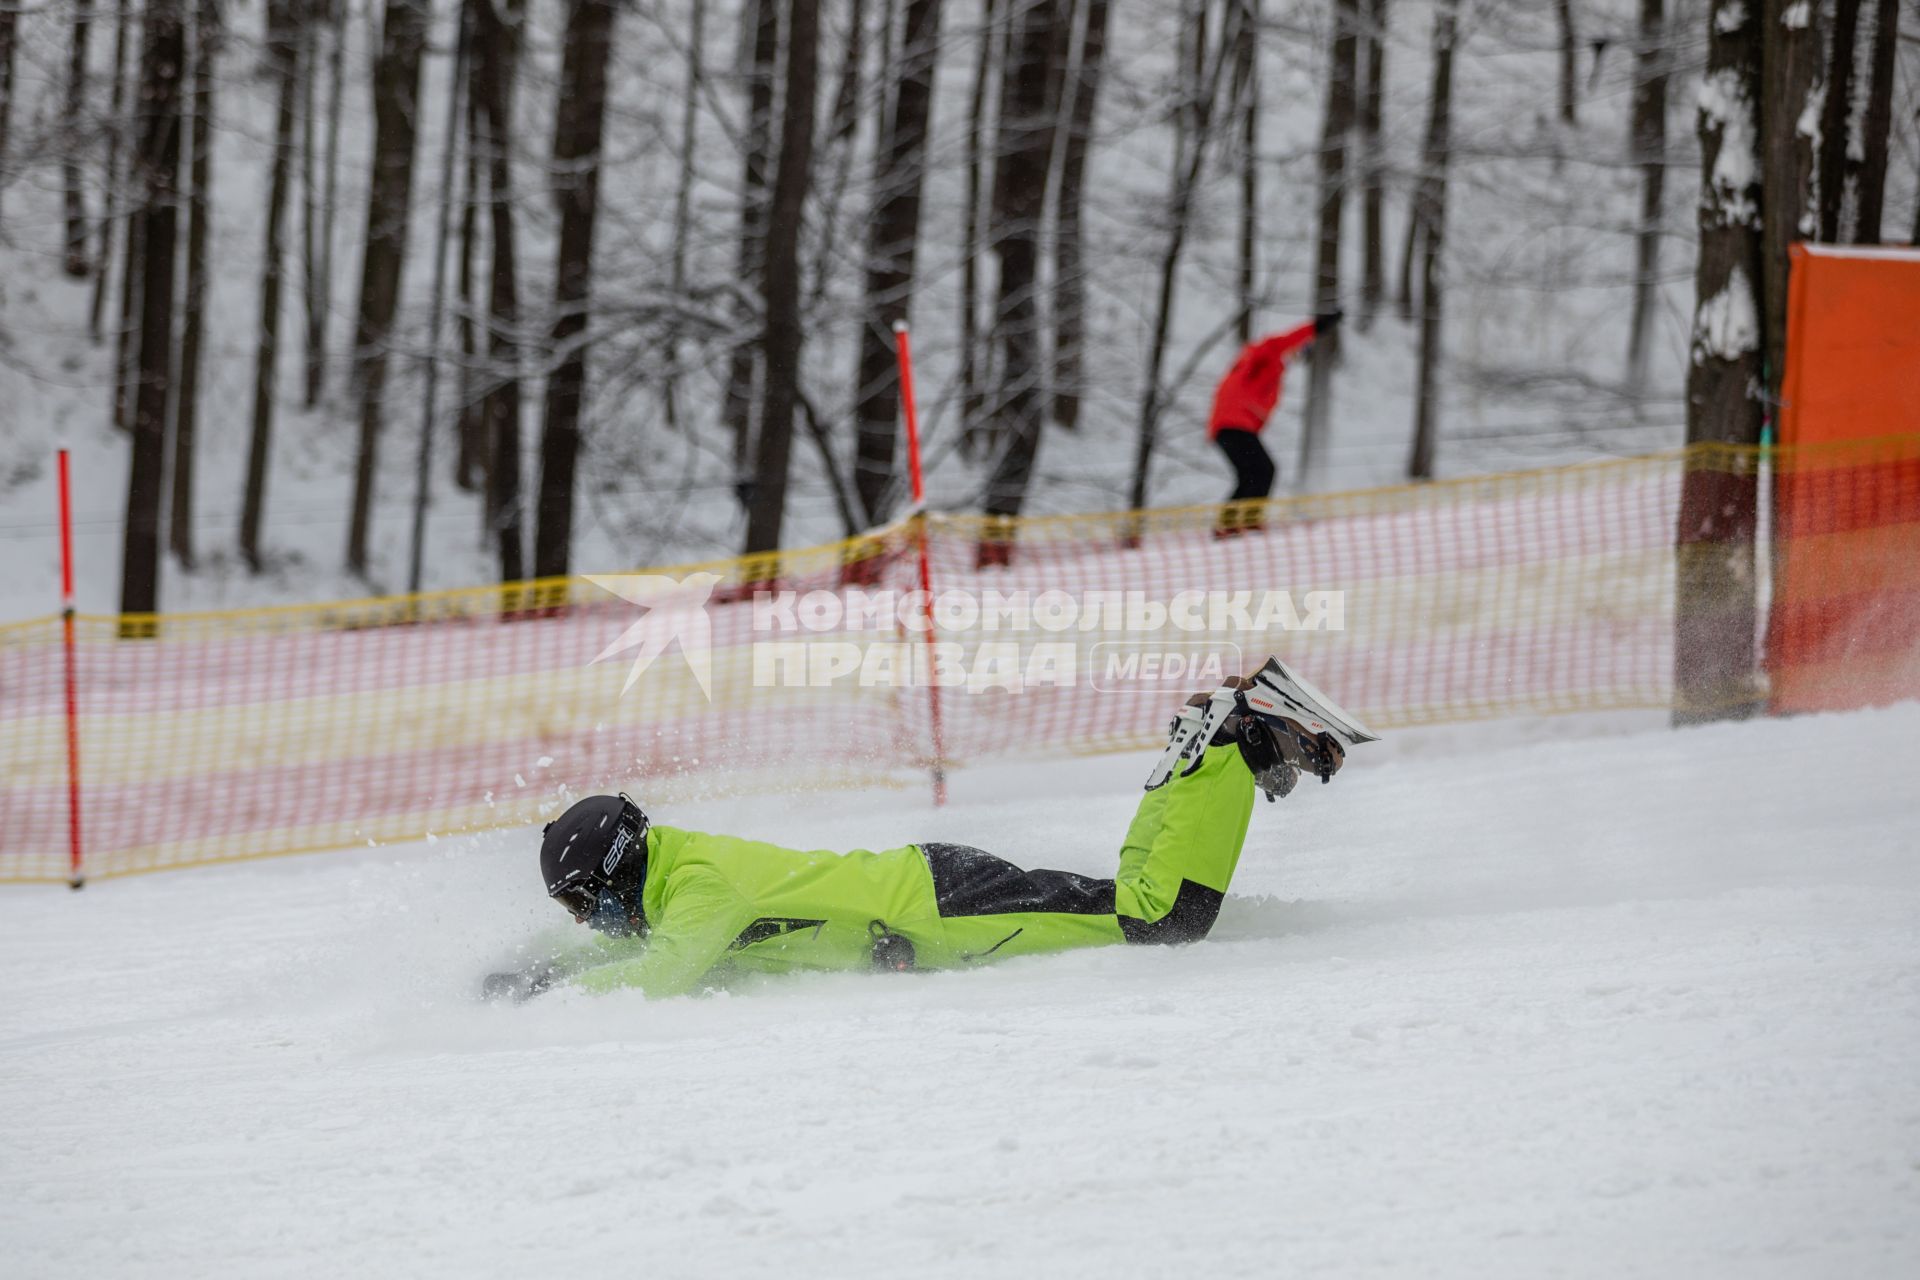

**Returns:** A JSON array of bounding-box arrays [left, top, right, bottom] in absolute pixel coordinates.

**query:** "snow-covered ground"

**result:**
[[3, 705, 1919, 1276]]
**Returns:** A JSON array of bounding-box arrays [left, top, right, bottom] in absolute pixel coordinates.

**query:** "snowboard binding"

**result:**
[[1145, 657, 1379, 801]]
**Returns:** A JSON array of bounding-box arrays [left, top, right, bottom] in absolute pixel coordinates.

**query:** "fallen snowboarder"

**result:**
[[483, 657, 1377, 1002]]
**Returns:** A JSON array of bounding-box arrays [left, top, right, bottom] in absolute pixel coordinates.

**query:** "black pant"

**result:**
[[1215, 428, 1275, 500], [918, 842, 1224, 946]]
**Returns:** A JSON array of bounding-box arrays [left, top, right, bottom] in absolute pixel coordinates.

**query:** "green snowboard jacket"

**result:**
[[565, 744, 1256, 998]]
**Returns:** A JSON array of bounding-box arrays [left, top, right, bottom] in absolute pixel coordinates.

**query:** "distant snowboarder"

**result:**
[[484, 658, 1377, 1002], [1208, 313, 1343, 515]]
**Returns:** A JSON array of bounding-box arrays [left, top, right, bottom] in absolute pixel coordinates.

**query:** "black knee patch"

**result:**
[[1117, 879, 1225, 945]]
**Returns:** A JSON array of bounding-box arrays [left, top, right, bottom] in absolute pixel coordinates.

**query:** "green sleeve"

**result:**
[[572, 866, 752, 999], [1113, 743, 1255, 923]]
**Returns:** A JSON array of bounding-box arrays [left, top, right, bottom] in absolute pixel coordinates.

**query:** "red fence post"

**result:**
[[57, 449, 86, 888], [893, 322, 947, 806]]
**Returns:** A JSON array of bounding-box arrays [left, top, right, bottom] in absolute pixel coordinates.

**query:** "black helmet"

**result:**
[[540, 794, 650, 935]]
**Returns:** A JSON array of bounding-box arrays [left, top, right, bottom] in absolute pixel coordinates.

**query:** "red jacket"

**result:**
[[1207, 321, 1317, 438]]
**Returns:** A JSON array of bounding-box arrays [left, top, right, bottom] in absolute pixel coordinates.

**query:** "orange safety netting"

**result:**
[[2, 441, 1914, 883]]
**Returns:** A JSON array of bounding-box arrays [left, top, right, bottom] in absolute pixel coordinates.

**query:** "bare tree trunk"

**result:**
[[662, 0, 705, 433], [1555, 0, 1577, 125], [0, 0, 17, 214], [533, 0, 618, 579], [120, 0, 185, 617], [1624, 0, 1666, 391], [300, 10, 323, 410], [743, 0, 820, 555], [1408, 0, 1456, 480], [171, 0, 218, 569], [1183, 0, 1206, 129], [1298, 0, 1356, 494], [93, 0, 133, 337], [240, 2, 300, 573], [62, 0, 93, 275], [1231, 0, 1258, 345], [472, 0, 526, 583], [455, 85, 483, 488], [1127, 0, 1233, 512], [1850, 0, 1899, 243], [1358, 0, 1386, 328], [308, 0, 346, 405], [831, 0, 868, 142], [1050, 0, 1108, 423], [409, 4, 468, 593], [106, 0, 144, 431], [958, 0, 1000, 454], [826, 0, 868, 162], [1758, 0, 1821, 408], [794, 0, 865, 329], [1675, 0, 1765, 724], [1039, 0, 1068, 125], [797, 0, 869, 382], [345, 0, 429, 577], [1815, 0, 1860, 242], [877, 0, 897, 108], [725, 0, 780, 500], [1395, 176, 1418, 320], [112, 192, 142, 428], [979, 0, 1057, 533], [853, 0, 944, 526]]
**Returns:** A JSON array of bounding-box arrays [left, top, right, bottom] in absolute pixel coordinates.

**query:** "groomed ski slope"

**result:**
[[3, 706, 1918, 1277]]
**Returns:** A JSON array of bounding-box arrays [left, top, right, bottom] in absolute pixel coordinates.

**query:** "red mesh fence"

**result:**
[[3, 441, 1913, 882]]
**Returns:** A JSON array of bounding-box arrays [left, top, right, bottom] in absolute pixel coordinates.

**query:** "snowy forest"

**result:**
[[0, 0, 1915, 614]]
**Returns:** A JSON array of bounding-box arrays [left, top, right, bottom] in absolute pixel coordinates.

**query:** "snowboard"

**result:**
[[1144, 655, 1379, 791]]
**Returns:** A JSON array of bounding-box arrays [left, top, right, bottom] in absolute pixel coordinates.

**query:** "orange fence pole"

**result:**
[[893, 321, 947, 806], [57, 448, 85, 888]]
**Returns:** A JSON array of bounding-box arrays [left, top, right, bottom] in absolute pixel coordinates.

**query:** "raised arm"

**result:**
[[1254, 319, 1320, 365]]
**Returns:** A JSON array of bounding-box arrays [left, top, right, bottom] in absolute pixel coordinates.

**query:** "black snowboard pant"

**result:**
[[917, 842, 1226, 947], [1215, 427, 1276, 500]]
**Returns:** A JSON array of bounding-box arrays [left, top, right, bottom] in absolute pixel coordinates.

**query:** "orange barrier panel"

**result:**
[[1770, 245, 1920, 714]]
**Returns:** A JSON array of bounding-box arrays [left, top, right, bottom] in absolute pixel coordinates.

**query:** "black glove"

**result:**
[[481, 968, 551, 1004], [1314, 310, 1345, 336]]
